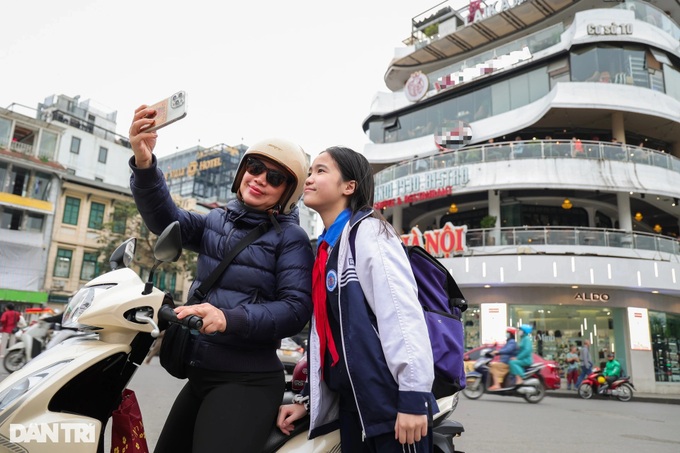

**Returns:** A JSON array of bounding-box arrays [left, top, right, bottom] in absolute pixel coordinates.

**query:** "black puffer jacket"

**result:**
[[129, 156, 314, 372]]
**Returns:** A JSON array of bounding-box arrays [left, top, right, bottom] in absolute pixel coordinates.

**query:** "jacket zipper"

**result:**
[[338, 223, 368, 441]]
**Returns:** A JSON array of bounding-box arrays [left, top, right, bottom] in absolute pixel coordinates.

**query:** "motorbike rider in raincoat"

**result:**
[[509, 324, 533, 385]]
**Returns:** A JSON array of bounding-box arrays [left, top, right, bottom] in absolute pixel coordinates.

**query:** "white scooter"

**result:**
[[0, 221, 201, 452], [0, 222, 464, 452], [261, 359, 465, 453], [4, 316, 81, 373]]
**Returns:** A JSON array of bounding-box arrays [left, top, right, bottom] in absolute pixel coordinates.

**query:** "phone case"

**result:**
[[144, 91, 188, 132]]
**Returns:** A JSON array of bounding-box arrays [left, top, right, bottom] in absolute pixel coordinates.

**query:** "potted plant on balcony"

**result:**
[[480, 215, 497, 245], [423, 23, 439, 38]]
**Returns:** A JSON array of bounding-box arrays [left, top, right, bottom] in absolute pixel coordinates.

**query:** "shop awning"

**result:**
[[0, 289, 48, 304]]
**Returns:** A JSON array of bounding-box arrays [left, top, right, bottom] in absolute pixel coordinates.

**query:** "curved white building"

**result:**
[[362, 0, 680, 394]]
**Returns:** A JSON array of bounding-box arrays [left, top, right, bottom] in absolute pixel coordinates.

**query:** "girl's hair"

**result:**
[[322, 146, 392, 232], [323, 146, 373, 213]]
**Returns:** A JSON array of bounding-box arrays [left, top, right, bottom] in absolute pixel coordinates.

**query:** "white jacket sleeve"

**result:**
[[352, 219, 435, 393]]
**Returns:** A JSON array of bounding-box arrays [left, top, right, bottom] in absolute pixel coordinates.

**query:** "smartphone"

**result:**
[[143, 90, 188, 132]]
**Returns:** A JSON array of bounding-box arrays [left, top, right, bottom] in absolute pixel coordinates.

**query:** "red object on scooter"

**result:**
[[111, 389, 149, 452]]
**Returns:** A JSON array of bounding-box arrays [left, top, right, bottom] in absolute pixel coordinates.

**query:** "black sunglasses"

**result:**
[[245, 157, 289, 188]]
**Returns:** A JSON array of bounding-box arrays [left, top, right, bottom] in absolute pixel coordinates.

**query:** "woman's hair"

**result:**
[[322, 146, 391, 229]]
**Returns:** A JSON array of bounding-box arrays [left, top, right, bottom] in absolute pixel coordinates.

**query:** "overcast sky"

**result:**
[[1, 1, 466, 160]]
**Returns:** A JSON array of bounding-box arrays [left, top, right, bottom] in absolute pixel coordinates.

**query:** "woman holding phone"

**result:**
[[128, 104, 314, 453]]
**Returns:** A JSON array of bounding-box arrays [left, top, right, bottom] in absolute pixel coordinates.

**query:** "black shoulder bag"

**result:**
[[159, 223, 270, 379]]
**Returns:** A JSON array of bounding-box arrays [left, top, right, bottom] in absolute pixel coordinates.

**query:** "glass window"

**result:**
[[509, 305, 617, 374], [70, 136, 81, 154], [9, 166, 28, 196], [38, 130, 58, 160], [571, 45, 648, 87], [491, 80, 511, 116], [0, 117, 11, 149], [509, 75, 530, 110], [0, 163, 6, 193], [88, 202, 105, 229], [54, 249, 73, 278], [664, 64, 680, 102], [63, 196, 81, 225], [650, 311, 680, 383], [112, 209, 127, 234], [1, 208, 22, 230], [32, 172, 51, 200], [80, 251, 99, 280], [528, 67, 549, 102], [26, 213, 44, 232], [98, 146, 108, 163]]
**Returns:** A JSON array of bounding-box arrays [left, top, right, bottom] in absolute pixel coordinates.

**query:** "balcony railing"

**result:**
[[10, 140, 33, 155], [464, 226, 680, 256], [374, 140, 680, 185]]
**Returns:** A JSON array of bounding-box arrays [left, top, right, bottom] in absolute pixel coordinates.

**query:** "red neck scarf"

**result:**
[[312, 241, 339, 379]]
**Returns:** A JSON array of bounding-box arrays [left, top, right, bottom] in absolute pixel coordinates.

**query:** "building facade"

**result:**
[[2, 97, 193, 312], [363, 0, 680, 393], [0, 106, 65, 308], [37, 94, 133, 188]]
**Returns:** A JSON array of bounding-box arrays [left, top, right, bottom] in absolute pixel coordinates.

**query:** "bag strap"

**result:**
[[188, 222, 270, 305], [349, 223, 467, 314]]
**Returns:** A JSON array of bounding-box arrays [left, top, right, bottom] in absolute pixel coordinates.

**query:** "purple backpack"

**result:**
[[349, 229, 468, 398], [407, 245, 468, 397]]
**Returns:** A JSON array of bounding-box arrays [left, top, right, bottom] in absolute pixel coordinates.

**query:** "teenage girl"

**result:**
[[277, 146, 437, 452]]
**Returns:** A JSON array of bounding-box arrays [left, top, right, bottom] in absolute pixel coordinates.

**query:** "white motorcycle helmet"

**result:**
[[231, 138, 309, 215]]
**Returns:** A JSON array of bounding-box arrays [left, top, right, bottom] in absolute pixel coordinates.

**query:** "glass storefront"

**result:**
[[650, 311, 680, 382], [464, 304, 624, 378]]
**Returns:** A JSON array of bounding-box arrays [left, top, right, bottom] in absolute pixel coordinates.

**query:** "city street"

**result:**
[[3, 361, 680, 452], [454, 392, 680, 453]]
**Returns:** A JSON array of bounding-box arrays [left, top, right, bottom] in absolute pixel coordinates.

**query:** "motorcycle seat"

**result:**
[[260, 415, 310, 453]]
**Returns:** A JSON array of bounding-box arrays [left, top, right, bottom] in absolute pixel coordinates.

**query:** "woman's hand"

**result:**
[[394, 412, 428, 445], [277, 404, 307, 436], [175, 303, 226, 334], [128, 105, 158, 169]]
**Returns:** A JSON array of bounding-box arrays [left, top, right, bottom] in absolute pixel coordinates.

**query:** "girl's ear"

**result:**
[[343, 180, 356, 196]]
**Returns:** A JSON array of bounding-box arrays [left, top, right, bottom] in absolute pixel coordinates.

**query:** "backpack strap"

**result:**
[[351, 224, 468, 314]]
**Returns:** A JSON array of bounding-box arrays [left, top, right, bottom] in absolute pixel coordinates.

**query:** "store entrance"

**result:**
[[508, 305, 619, 377]]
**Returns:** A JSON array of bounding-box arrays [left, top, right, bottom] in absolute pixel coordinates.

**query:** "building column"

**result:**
[[584, 207, 597, 228], [617, 192, 632, 231], [612, 111, 626, 144], [391, 205, 404, 234], [488, 189, 501, 244]]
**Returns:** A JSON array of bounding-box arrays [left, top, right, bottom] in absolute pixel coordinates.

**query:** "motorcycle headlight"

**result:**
[[0, 360, 72, 411], [62, 284, 115, 329]]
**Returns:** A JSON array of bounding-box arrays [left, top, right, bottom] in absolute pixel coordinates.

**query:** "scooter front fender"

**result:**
[[4, 342, 25, 353], [0, 340, 131, 452]]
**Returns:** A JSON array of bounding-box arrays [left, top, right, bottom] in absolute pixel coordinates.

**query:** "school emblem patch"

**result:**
[[326, 270, 338, 292]]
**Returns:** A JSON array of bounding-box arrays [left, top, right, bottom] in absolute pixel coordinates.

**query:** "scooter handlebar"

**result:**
[[158, 305, 203, 331]]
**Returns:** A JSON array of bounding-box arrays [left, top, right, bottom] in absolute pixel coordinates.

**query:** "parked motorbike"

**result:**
[[3, 316, 81, 373], [262, 357, 466, 453], [462, 347, 546, 403], [0, 221, 201, 452], [577, 368, 635, 402]]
